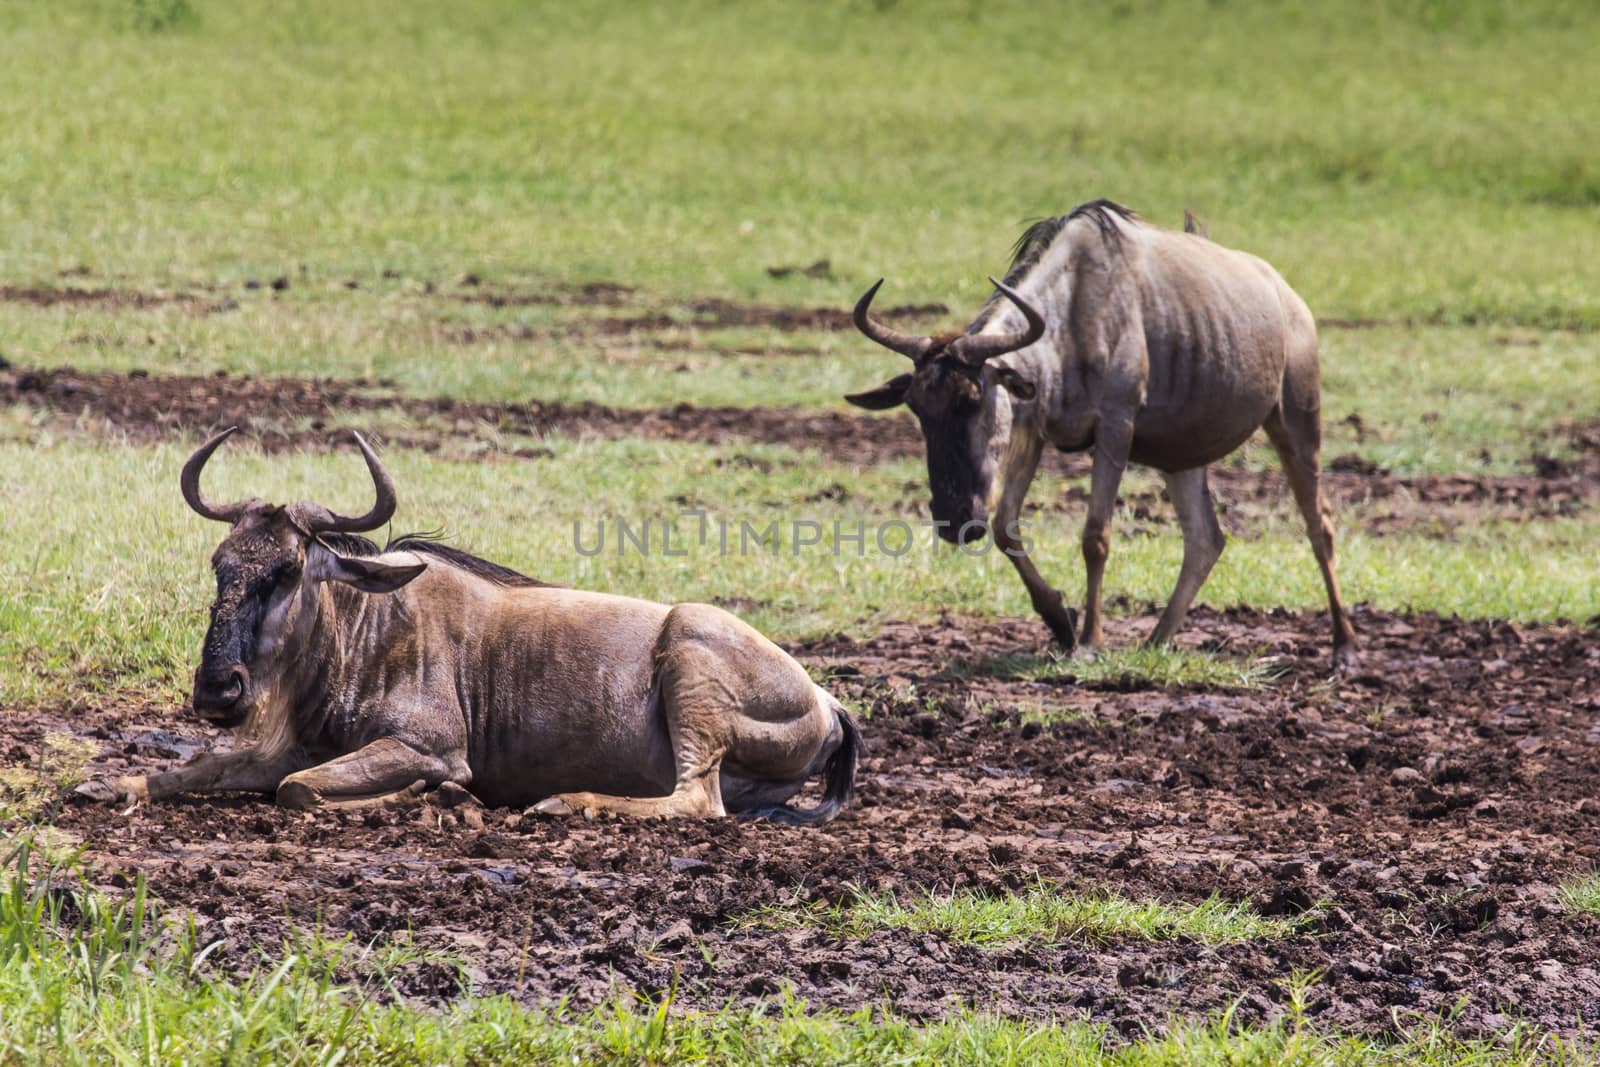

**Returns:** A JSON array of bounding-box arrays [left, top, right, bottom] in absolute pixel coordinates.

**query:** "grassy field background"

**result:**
[[1, 0, 1598, 322], [3, 0, 1599, 1060]]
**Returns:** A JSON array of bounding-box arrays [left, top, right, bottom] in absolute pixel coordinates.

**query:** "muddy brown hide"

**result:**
[[259, 567, 854, 817], [87, 430, 859, 823]]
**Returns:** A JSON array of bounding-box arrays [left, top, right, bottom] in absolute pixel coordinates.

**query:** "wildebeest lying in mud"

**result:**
[[848, 199, 1359, 671], [79, 428, 860, 823]]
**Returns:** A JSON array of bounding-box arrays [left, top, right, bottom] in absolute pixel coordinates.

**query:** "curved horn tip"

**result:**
[[180, 426, 248, 523], [854, 277, 886, 309], [852, 277, 932, 361], [954, 274, 1046, 364], [986, 276, 1030, 303], [195, 425, 240, 450], [302, 427, 398, 534], [349, 431, 389, 470]]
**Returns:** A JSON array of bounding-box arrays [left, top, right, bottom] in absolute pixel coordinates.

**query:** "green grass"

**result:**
[[751, 885, 1301, 948], [1558, 872, 1600, 919], [951, 645, 1285, 692], [0, 832, 1587, 1065], [3, 433, 1596, 706], [2, 1, 1599, 326]]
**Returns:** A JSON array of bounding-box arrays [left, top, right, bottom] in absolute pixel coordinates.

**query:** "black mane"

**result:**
[[1001, 200, 1138, 283], [966, 199, 1145, 331], [999, 216, 1071, 289], [1065, 198, 1139, 243], [319, 531, 553, 588], [970, 200, 1140, 332]]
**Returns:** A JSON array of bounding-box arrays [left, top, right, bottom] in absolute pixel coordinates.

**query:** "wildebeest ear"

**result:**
[[307, 543, 427, 594], [993, 366, 1036, 401], [844, 374, 911, 410]]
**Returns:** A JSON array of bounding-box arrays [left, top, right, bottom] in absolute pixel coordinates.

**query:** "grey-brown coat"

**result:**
[[84, 430, 859, 821], [847, 200, 1358, 670]]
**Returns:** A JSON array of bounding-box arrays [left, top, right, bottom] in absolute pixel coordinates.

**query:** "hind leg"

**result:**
[[534, 676, 728, 819], [1262, 404, 1360, 672], [536, 605, 829, 820], [1147, 466, 1225, 646]]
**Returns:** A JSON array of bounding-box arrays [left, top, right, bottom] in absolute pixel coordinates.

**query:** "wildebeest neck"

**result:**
[[244, 575, 423, 758]]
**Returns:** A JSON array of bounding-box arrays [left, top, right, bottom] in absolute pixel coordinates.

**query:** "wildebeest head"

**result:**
[[180, 428, 426, 727], [845, 278, 1045, 542]]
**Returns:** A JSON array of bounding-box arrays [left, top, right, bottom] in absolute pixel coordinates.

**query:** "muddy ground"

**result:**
[[5, 365, 1597, 534], [4, 606, 1594, 1038]]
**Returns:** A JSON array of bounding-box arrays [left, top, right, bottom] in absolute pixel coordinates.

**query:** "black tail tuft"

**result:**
[[739, 704, 861, 827]]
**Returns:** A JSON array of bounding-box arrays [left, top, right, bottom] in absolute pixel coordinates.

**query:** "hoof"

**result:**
[[386, 779, 429, 810], [532, 795, 576, 817], [75, 776, 147, 806], [430, 781, 478, 809], [74, 779, 120, 804], [1045, 606, 1080, 650], [276, 780, 321, 811], [1333, 645, 1361, 676]]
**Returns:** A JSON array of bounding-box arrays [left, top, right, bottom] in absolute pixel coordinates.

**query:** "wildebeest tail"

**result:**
[[741, 704, 861, 826]]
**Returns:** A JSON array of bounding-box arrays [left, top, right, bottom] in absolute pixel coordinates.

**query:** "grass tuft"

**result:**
[[953, 645, 1286, 692], [1558, 872, 1600, 919], [749, 884, 1302, 948]]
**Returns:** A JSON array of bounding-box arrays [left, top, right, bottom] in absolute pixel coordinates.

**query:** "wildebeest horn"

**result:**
[[853, 278, 934, 361], [299, 432, 398, 534], [181, 427, 250, 524], [955, 277, 1047, 364]]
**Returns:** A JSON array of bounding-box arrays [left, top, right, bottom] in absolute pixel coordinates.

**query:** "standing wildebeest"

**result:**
[[82, 428, 860, 821], [846, 200, 1358, 670]]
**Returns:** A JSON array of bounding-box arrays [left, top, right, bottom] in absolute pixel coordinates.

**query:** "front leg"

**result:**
[[1079, 417, 1134, 650], [999, 533, 1078, 650], [990, 436, 1078, 650], [274, 737, 462, 811], [78, 745, 306, 805]]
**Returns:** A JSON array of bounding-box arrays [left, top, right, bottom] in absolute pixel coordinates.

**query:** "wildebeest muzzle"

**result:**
[[192, 663, 250, 725]]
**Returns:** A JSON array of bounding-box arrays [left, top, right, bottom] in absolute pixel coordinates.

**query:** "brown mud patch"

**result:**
[[440, 276, 946, 344], [442, 297, 948, 343], [5, 366, 1595, 533], [0, 363, 913, 466], [452, 280, 640, 308], [23, 606, 1600, 1037], [0, 284, 228, 314]]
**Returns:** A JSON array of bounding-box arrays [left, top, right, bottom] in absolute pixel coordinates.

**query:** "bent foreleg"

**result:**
[[989, 437, 1078, 649], [275, 738, 464, 811]]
